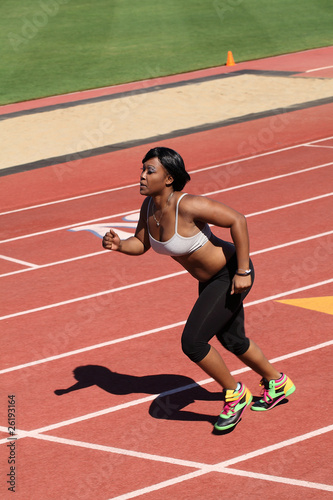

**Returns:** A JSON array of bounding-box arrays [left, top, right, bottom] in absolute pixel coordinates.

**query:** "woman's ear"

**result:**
[[166, 175, 174, 187]]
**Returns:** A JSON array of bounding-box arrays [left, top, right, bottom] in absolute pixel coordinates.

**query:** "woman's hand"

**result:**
[[231, 274, 252, 295], [102, 229, 121, 251]]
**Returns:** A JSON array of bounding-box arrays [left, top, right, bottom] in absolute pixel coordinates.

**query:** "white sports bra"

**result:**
[[147, 193, 211, 257]]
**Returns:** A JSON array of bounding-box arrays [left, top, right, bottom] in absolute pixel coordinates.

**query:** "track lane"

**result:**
[[44, 352, 330, 467], [0, 169, 332, 273], [0, 321, 331, 443], [1, 193, 332, 279], [1, 258, 331, 371], [0, 233, 332, 320], [1, 141, 332, 241], [0, 345, 331, 499], [1, 192, 332, 316]]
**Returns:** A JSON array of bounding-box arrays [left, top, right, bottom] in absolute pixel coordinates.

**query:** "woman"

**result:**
[[102, 147, 295, 431]]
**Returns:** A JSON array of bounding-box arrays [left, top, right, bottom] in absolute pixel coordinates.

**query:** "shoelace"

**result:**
[[221, 387, 244, 416], [222, 397, 239, 415], [222, 402, 234, 415], [259, 379, 273, 403]]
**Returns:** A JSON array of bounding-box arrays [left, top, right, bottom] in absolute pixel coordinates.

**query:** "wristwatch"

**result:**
[[235, 269, 251, 276]]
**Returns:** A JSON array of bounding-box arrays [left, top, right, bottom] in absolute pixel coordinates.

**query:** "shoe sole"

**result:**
[[251, 384, 296, 412]]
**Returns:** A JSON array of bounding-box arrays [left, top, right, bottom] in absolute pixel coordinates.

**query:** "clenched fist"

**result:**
[[102, 229, 121, 251]]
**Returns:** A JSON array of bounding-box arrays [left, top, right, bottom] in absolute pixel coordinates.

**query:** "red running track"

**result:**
[[0, 50, 333, 500]]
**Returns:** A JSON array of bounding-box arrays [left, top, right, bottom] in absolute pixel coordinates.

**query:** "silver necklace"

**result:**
[[153, 191, 174, 226]]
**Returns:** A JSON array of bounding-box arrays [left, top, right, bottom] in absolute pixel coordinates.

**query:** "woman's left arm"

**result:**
[[185, 195, 252, 294], [229, 214, 252, 294]]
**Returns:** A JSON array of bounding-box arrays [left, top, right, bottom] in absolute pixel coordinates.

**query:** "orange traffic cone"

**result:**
[[226, 51, 235, 66]]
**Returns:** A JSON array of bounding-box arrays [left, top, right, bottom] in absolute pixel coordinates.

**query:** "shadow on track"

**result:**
[[54, 364, 224, 425]]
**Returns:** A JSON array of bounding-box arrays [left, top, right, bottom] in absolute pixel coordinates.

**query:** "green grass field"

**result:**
[[1, 0, 332, 104]]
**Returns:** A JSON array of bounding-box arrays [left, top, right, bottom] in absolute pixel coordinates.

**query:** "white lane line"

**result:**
[[190, 137, 333, 174], [22, 424, 208, 468], [219, 468, 333, 492], [109, 424, 333, 498], [0, 183, 138, 216], [1, 162, 332, 244], [0, 271, 187, 321], [244, 278, 333, 307], [26, 432, 208, 468], [0, 321, 187, 374], [250, 230, 333, 256], [2, 136, 332, 217], [0, 254, 38, 268], [0, 208, 140, 244], [246, 192, 333, 218], [305, 66, 333, 73], [104, 471, 219, 500], [218, 424, 333, 468], [108, 468, 333, 500], [0, 250, 108, 278], [205, 161, 333, 197], [111, 454, 333, 500], [220, 467, 333, 491], [305, 144, 333, 149], [14, 430, 333, 495], [260, 340, 333, 365], [1, 424, 331, 496]]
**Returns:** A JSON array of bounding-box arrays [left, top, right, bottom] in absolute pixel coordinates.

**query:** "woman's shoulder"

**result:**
[[177, 193, 210, 219], [178, 194, 222, 221], [177, 193, 209, 210]]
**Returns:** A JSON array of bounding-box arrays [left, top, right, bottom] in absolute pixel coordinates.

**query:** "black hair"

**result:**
[[142, 146, 191, 191]]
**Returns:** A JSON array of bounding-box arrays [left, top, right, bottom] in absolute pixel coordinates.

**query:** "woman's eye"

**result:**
[[141, 165, 155, 174]]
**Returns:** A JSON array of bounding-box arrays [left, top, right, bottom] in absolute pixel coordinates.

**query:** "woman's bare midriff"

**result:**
[[173, 236, 236, 282]]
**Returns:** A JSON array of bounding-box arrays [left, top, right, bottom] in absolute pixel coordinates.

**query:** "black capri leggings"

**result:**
[[181, 254, 254, 363]]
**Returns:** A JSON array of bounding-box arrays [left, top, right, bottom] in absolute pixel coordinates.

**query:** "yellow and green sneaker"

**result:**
[[214, 383, 253, 431], [251, 373, 296, 411]]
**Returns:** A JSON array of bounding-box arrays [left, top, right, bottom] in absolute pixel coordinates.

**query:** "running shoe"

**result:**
[[251, 373, 295, 411], [214, 383, 253, 431]]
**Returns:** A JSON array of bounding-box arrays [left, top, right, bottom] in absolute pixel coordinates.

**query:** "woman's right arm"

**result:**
[[102, 199, 151, 255]]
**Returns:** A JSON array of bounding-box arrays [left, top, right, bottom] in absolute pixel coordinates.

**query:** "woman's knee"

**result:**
[[219, 334, 250, 356], [181, 335, 210, 363]]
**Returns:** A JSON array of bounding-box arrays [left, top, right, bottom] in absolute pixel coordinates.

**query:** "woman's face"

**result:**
[[139, 157, 173, 196]]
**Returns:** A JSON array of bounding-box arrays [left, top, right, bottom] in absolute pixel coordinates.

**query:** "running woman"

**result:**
[[102, 147, 295, 431]]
